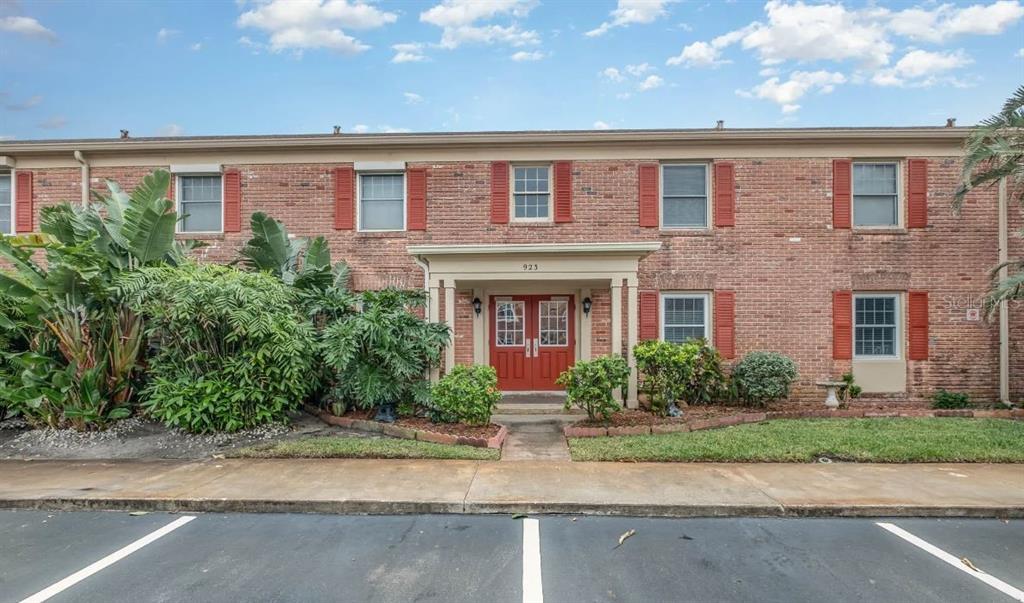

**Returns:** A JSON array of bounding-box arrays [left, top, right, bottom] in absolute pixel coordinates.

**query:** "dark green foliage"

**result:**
[[556, 355, 630, 422], [838, 372, 862, 404], [121, 263, 315, 433], [731, 351, 799, 407], [932, 389, 972, 409], [429, 364, 501, 425], [633, 339, 728, 415], [320, 289, 449, 411]]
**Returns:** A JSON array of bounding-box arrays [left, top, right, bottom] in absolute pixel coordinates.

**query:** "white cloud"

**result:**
[[1018, 47, 1024, 57], [666, 41, 729, 67], [887, 0, 1024, 43], [586, 0, 675, 37], [237, 0, 397, 54], [391, 42, 427, 63], [638, 74, 664, 91], [379, 125, 411, 133], [238, 36, 265, 53], [511, 50, 545, 61], [190, 42, 203, 51], [38, 115, 67, 129], [403, 92, 424, 104], [157, 124, 185, 136], [157, 28, 180, 43], [624, 63, 653, 76], [600, 67, 625, 82], [593, 120, 612, 129], [739, 70, 846, 111], [352, 124, 370, 133], [871, 49, 972, 87], [4, 94, 43, 111], [0, 15, 57, 42], [420, 0, 539, 49]]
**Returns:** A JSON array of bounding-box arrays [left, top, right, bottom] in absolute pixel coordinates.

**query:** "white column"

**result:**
[[472, 287, 485, 365], [610, 278, 623, 402], [998, 177, 1010, 404], [443, 283, 456, 375], [428, 280, 441, 383], [626, 278, 639, 408], [580, 287, 592, 361]]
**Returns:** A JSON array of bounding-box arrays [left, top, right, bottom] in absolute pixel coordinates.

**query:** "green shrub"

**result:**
[[731, 352, 799, 407], [838, 372, 862, 404], [932, 389, 971, 409], [429, 365, 501, 425], [633, 339, 728, 415], [122, 263, 315, 433], [556, 355, 630, 422], [320, 289, 449, 410]]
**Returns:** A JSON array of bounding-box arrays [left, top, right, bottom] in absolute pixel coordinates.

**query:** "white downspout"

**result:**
[[998, 177, 1010, 406], [413, 255, 430, 308], [73, 151, 89, 205]]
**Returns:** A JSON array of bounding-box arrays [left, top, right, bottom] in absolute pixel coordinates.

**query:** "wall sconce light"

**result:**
[[472, 297, 482, 315], [582, 297, 592, 316]]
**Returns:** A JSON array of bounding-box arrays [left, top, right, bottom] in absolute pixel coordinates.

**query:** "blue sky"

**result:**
[[1, 0, 1022, 139]]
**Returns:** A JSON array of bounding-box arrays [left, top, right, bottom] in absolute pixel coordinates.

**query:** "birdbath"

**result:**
[[815, 381, 846, 410]]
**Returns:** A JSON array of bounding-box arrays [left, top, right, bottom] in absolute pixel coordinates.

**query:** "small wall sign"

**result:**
[[965, 308, 981, 321]]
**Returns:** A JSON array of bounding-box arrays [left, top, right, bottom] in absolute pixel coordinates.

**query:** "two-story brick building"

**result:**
[[0, 127, 1018, 407]]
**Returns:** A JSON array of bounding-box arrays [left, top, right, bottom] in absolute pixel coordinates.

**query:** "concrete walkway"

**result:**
[[493, 415, 573, 461], [1, 459, 1021, 517]]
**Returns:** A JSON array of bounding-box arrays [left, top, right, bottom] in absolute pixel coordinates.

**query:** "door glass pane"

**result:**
[[539, 300, 568, 346], [496, 301, 525, 347]]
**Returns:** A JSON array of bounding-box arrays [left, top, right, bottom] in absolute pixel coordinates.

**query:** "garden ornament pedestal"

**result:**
[[816, 381, 846, 410]]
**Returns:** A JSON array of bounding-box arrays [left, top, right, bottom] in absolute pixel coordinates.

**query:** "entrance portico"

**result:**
[[408, 242, 661, 407]]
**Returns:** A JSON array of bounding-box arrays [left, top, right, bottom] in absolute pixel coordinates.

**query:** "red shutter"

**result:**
[[553, 160, 573, 223], [713, 162, 735, 227], [714, 290, 736, 359], [833, 290, 852, 360], [907, 158, 928, 229], [333, 166, 354, 230], [407, 167, 427, 231], [638, 163, 659, 228], [639, 290, 659, 341], [14, 171, 33, 233], [832, 159, 852, 229], [223, 169, 242, 233], [490, 161, 509, 224], [908, 291, 929, 360]]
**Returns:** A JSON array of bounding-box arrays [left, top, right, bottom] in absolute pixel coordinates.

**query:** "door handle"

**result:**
[[533, 338, 539, 356], [524, 340, 531, 358]]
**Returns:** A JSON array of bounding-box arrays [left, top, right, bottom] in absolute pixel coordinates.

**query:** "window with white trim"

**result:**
[[661, 164, 708, 228], [853, 162, 899, 227], [0, 173, 10, 235], [661, 293, 709, 343], [359, 173, 405, 231], [177, 175, 223, 233], [854, 294, 899, 357], [512, 165, 550, 220]]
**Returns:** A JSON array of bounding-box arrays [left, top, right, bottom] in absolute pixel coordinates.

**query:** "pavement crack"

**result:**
[[461, 462, 482, 513]]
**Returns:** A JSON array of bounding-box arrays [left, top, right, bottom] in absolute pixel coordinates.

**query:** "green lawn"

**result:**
[[568, 418, 1024, 463], [229, 436, 500, 461]]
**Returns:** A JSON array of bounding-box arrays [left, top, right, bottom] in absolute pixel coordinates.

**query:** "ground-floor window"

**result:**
[[854, 293, 899, 357], [661, 292, 709, 343]]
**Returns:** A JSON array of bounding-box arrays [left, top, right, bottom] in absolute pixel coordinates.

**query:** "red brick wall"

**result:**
[[15, 155, 1011, 403]]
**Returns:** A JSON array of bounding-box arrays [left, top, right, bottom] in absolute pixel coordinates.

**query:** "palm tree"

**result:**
[[954, 85, 1024, 313]]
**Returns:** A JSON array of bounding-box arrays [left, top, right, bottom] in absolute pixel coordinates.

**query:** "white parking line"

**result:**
[[20, 515, 196, 603], [876, 522, 1024, 602], [522, 518, 543, 603]]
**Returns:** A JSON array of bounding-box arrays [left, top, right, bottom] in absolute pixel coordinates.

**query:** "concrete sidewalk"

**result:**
[[0, 459, 1021, 518]]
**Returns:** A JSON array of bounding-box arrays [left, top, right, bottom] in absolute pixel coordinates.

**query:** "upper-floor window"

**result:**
[[854, 294, 899, 358], [359, 173, 405, 231], [853, 162, 898, 227], [0, 173, 11, 235], [177, 174, 223, 233], [512, 165, 550, 221], [661, 293, 709, 343], [662, 164, 708, 229]]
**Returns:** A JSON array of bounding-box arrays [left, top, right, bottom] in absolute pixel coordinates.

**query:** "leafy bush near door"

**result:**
[[429, 364, 501, 425], [556, 354, 630, 421], [731, 352, 799, 407], [121, 263, 316, 433], [633, 339, 727, 415]]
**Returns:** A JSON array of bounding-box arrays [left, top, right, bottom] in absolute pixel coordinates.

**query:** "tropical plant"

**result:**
[[556, 354, 630, 422], [121, 263, 315, 433], [634, 339, 728, 415], [837, 371, 861, 405], [429, 364, 501, 425], [320, 288, 449, 411], [954, 86, 1024, 314], [731, 351, 799, 407], [932, 389, 971, 409]]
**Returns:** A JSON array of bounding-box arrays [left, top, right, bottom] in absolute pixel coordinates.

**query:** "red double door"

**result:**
[[489, 295, 575, 391]]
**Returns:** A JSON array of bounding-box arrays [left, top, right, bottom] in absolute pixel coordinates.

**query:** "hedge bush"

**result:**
[[633, 339, 727, 414], [556, 354, 630, 422], [932, 389, 971, 409], [429, 364, 501, 425], [731, 351, 799, 407]]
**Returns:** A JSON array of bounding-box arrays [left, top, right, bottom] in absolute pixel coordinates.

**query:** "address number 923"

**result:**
[[522, 263, 539, 271]]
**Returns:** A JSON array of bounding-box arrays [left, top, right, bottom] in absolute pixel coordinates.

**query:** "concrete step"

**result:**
[[495, 403, 582, 415]]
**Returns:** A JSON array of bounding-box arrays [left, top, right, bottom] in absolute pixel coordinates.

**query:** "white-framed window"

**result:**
[[661, 293, 710, 344], [512, 165, 551, 221], [853, 162, 899, 227], [854, 293, 900, 358], [0, 172, 11, 235], [538, 299, 569, 346], [661, 163, 709, 229], [176, 174, 223, 233], [358, 172, 405, 231], [495, 300, 525, 347]]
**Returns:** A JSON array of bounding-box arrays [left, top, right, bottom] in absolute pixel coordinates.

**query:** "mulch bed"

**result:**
[[315, 407, 503, 440]]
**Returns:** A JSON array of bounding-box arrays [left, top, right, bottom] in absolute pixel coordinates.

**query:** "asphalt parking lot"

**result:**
[[1, 511, 1021, 603]]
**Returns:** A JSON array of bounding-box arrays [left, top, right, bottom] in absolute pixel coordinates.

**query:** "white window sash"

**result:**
[[510, 165, 552, 222], [0, 172, 12, 235], [357, 172, 406, 232], [852, 161, 901, 228], [660, 292, 711, 343], [853, 293, 901, 359], [175, 174, 224, 234], [660, 163, 710, 230]]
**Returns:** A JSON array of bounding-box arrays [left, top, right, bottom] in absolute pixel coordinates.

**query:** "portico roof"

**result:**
[[407, 242, 662, 257]]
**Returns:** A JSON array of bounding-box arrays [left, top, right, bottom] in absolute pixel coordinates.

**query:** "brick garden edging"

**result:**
[[564, 408, 1024, 438], [305, 406, 507, 449]]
